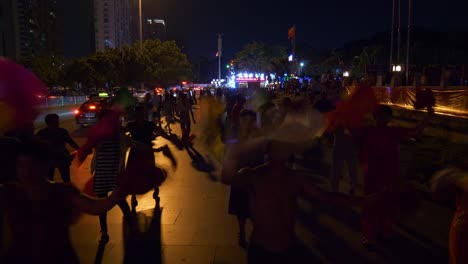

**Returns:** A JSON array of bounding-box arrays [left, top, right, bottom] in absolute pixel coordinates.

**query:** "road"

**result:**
[[35, 106, 449, 264], [35, 106, 78, 130]]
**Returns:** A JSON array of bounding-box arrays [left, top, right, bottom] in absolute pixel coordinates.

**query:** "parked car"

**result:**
[[134, 90, 149, 103], [75, 98, 109, 127]]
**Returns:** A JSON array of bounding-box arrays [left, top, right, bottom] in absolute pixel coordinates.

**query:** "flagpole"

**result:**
[[389, 0, 395, 71], [406, 0, 412, 85], [397, 0, 401, 63], [218, 33, 222, 86]]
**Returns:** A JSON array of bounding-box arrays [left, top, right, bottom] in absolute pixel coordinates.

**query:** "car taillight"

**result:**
[[89, 105, 96, 110], [74, 110, 80, 115]]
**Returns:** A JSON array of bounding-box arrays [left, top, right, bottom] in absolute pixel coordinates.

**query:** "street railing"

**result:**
[[38, 96, 88, 109]]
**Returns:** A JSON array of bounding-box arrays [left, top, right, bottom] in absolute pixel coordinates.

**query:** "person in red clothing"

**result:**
[[359, 104, 434, 246]]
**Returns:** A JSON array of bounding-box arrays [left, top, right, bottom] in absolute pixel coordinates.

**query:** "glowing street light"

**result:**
[[392, 65, 402, 72], [300, 62, 305, 67], [343, 71, 350, 77]]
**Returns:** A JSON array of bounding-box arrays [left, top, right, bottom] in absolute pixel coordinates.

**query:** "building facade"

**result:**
[[94, 0, 131, 52], [0, 0, 58, 60], [0, 0, 19, 59], [56, 0, 95, 58]]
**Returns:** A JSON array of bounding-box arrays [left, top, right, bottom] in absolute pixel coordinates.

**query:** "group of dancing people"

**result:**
[[214, 84, 468, 264], [0, 95, 177, 262], [1, 80, 468, 264], [142, 89, 196, 145]]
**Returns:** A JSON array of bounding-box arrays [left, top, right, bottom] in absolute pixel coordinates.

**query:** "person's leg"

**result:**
[[131, 194, 138, 210], [57, 163, 71, 183], [237, 216, 247, 248], [331, 149, 344, 192], [346, 151, 359, 195], [361, 206, 378, 246], [117, 199, 133, 224], [186, 123, 192, 143], [97, 193, 109, 243], [361, 177, 378, 246]]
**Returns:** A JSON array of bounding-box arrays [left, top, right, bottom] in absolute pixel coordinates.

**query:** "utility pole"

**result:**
[[218, 33, 222, 86], [397, 0, 401, 63], [389, 0, 395, 71], [139, 0, 144, 90], [406, 0, 412, 85]]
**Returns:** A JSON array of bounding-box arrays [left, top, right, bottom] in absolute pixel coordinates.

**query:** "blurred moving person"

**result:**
[[36, 114, 79, 183]]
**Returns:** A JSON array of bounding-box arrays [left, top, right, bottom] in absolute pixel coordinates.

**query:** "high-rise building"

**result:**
[[144, 19, 166, 41], [129, 0, 139, 44], [0, 0, 19, 59], [0, 0, 58, 60], [56, 0, 95, 58], [94, 0, 131, 52]]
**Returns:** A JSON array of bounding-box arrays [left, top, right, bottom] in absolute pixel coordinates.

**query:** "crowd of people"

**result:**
[[1, 73, 468, 264]]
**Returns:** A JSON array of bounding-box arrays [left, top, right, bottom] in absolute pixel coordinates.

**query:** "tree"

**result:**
[[268, 45, 289, 76], [62, 59, 94, 94], [85, 52, 118, 89], [141, 40, 193, 86], [23, 55, 65, 87], [235, 42, 272, 74]]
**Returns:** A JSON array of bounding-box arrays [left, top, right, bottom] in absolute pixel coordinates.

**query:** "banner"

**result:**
[[346, 86, 468, 117]]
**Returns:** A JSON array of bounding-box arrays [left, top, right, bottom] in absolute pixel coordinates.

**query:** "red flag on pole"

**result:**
[[288, 26, 296, 40]]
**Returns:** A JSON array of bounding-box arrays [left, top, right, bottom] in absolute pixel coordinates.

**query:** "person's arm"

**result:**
[[407, 107, 435, 138], [71, 188, 124, 215], [230, 167, 257, 190], [64, 130, 80, 150]]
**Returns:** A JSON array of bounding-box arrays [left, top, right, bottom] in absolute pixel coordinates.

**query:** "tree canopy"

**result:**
[[24, 40, 193, 92]]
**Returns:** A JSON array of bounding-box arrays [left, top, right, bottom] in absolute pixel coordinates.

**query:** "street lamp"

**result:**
[[139, 0, 144, 90], [343, 71, 350, 77], [392, 65, 402, 72], [300, 62, 305, 67]]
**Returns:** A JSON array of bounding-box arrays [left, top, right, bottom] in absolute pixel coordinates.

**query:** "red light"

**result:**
[[182, 81, 187, 85], [89, 105, 96, 110], [74, 110, 80, 115]]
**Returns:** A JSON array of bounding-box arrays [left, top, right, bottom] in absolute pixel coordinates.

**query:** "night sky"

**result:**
[[143, 0, 468, 59]]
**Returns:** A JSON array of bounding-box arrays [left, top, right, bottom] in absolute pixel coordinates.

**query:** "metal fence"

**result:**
[[39, 96, 88, 108]]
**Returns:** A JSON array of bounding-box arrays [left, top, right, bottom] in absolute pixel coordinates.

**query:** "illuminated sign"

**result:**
[[236, 77, 266, 82]]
